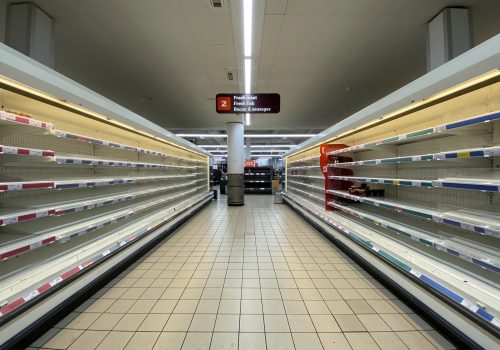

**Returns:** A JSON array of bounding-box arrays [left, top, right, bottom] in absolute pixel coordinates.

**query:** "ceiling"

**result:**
[[11, 0, 500, 134]]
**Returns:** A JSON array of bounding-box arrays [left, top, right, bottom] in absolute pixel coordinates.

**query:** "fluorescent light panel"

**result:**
[[209, 150, 286, 153], [198, 145, 294, 148], [212, 155, 282, 158], [243, 0, 253, 57], [251, 145, 294, 148], [245, 134, 314, 138], [177, 134, 315, 138], [245, 59, 251, 93], [251, 155, 283, 158], [245, 113, 251, 126]]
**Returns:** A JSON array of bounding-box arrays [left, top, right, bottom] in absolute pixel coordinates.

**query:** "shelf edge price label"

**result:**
[[216, 93, 280, 114]]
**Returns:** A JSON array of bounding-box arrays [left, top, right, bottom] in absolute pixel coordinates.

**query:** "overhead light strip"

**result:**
[[208, 150, 287, 153], [212, 155, 282, 158], [198, 145, 295, 148], [243, 0, 253, 125], [251, 155, 283, 158], [177, 134, 315, 138], [243, 0, 253, 57], [245, 59, 252, 94]]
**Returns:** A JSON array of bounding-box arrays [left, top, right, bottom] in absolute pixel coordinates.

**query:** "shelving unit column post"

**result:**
[[227, 122, 245, 206]]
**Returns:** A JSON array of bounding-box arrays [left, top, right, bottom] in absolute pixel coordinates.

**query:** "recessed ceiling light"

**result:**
[[245, 59, 251, 93], [244, 0, 253, 57], [177, 134, 316, 138], [226, 70, 236, 81], [210, 0, 223, 8]]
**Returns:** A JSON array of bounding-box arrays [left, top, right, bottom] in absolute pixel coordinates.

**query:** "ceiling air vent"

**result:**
[[210, 0, 223, 8], [226, 70, 236, 81]]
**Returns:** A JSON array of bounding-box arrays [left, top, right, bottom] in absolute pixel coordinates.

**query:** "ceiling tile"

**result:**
[[185, 14, 234, 45], [286, 0, 396, 15], [265, 0, 288, 14]]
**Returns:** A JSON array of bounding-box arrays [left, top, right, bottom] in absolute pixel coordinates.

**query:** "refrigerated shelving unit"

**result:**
[[244, 166, 272, 193], [0, 43, 212, 346], [283, 35, 500, 349]]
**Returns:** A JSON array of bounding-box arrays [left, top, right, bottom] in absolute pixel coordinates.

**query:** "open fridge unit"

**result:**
[[284, 36, 500, 348], [244, 166, 272, 193], [0, 43, 211, 345]]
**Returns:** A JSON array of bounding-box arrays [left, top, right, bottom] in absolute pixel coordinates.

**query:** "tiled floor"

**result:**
[[30, 195, 456, 350]]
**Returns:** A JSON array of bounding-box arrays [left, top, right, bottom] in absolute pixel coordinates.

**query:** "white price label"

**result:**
[[461, 223, 475, 231], [9, 183, 23, 191], [460, 299, 478, 312], [432, 215, 443, 223], [462, 254, 473, 263], [37, 211, 49, 218], [31, 241, 43, 249], [3, 146, 16, 154], [409, 269, 422, 278], [435, 244, 445, 251], [3, 216, 17, 225], [50, 277, 63, 286], [24, 290, 40, 301]]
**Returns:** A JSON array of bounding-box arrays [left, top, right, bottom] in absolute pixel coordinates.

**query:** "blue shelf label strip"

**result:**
[[283, 193, 500, 329], [445, 111, 500, 130]]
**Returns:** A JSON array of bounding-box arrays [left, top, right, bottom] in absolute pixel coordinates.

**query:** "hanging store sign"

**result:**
[[245, 160, 257, 167], [216, 93, 280, 114]]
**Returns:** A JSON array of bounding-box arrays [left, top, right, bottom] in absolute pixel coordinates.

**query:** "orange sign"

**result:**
[[245, 160, 257, 167], [216, 96, 232, 111]]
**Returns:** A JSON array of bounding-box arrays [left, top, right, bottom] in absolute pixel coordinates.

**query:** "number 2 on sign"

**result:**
[[217, 97, 232, 111]]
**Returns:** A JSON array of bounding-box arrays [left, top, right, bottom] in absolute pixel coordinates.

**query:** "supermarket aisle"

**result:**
[[30, 195, 455, 350]]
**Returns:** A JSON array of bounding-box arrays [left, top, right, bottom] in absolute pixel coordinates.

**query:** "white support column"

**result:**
[[245, 138, 251, 160], [427, 7, 471, 71], [5, 2, 54, 68], [227, 122, 245, 206]]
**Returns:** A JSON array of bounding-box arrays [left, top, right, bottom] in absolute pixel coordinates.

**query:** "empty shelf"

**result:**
[[328, 146, 500, 168], [327, 201, 499, 273], [0, 111, 54, 130], [329, 176, 500, 193], [327, 111, 500, 156], [327, 190, 500, 237]]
